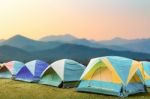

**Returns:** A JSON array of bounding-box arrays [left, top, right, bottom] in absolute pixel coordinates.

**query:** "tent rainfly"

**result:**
[[16, 60, 49, 82], [39, 59, 85, 88], [140, 61, 150, 87], [77, 56, 146, 97], [0, 61, 25, 79]]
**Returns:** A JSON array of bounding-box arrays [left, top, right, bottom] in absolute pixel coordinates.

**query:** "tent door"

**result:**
[[40, 68, 62, 87], [0, 67, 11, 78], [125, 73, 145, 95]]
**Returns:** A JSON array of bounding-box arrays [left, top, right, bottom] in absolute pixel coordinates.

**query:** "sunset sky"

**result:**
[[0, 0, 149, 40]]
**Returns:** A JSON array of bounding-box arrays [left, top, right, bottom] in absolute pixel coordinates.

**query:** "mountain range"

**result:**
[[0, 34, 150, 64], [40, 34, 150, 54], [40, 34, 77, 42], [0, 35, 62, 52]]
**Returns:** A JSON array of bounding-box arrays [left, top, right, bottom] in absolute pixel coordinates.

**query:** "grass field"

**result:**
[[0, 79, 149, 99]]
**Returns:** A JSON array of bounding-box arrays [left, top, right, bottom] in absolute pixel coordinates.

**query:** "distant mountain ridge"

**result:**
[[40, 35, 129, 51], [0, 34, 150, 54], [40, 34, 77, 42], [0, 35, 63, 52], [0, 35, 128, 52], [0, 45, 33, 62], [40, 35, 150, 54], [35, 44, 150, 61], [99, 37, 132, 45], [0, 44, 150, 64]]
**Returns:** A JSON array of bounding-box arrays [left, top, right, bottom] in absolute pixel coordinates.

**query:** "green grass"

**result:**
[[0, 79, 149, 99]]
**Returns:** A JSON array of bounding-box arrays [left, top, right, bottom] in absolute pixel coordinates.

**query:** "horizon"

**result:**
[[0, 0, 150, 40], [0, 34, 150, 41]]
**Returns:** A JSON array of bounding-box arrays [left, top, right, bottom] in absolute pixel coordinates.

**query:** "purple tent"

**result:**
[[15, 60, 49, 82]]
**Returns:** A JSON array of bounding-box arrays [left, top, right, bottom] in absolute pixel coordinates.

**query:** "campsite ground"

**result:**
[[0, 79, 149, 99]]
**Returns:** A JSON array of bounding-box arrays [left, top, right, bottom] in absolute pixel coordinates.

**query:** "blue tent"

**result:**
[[77, 56, 146, 97], [16, 60, 49, 82]]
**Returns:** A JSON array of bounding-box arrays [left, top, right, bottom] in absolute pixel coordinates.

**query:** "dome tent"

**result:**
[[77, 56, 146, 97], [16, 60, 49, 82], [140, 61, 150, 87], [0, 61, 24, 78], [39, 59, 85, 88], [0, 61, 25, 79]]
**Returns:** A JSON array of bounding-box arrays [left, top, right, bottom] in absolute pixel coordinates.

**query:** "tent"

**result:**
[[16, 60, 49, 82], [0, 61, 25, 79], [77, 56, 146, 97], [39, 59, 85, 88], [140, 61, 150, 87]]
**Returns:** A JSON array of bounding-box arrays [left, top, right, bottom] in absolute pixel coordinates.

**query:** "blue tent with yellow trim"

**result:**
[[77, 56, 146, 97]]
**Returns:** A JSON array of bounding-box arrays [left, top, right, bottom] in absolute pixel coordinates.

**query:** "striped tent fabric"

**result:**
[[39, 59, 85, 88], [77, 56, 146, 97], [16, 60, 48, 82], [0, 61, 25, 79]]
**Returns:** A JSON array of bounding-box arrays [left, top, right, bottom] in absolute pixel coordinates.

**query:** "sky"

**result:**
[[0, 0, 149, 40]]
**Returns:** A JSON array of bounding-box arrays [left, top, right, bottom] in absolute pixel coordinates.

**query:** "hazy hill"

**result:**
[[34, 44, 150, 64], [0, 34, 150, 64], [0, 44, 150, 64], [40, 34, 150, 54], [40, 34, 77, 42], [40, 34, 128, 51], [0, 35, 63, 52], [100, 37, 150, 54], [100, 37, 132, 45], [70, 39, 127, 51], [0, 45, 33, 62], [122, 39, 150, 54], [0, 35, 127, 52]]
